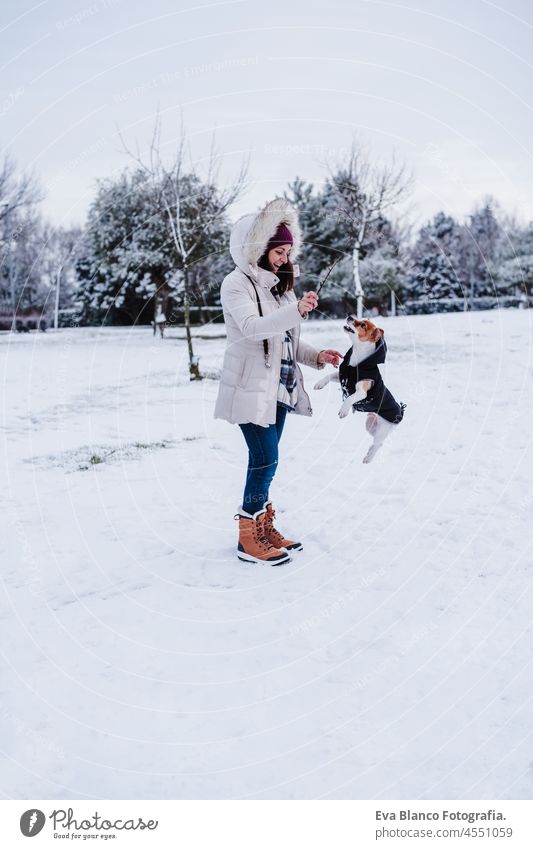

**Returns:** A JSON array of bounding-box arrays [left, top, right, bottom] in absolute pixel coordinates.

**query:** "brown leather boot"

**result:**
[[235, 508, 291, 565], [263, 502, 303, 552]]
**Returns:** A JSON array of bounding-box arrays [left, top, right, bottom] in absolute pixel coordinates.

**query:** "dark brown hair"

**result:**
[[258, 250, 295, 296]]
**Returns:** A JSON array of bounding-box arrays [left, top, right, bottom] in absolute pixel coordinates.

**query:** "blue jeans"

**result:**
[[239, 404, 287, 515]]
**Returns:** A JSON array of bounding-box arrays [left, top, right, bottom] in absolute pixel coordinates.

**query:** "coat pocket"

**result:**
[[238, 356, 255, 388]]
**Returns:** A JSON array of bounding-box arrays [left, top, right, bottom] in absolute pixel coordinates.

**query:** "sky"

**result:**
[[2, 0, 533, 230]]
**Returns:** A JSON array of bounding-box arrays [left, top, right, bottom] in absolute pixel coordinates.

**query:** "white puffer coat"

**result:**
[[214, 198, 324, 427]]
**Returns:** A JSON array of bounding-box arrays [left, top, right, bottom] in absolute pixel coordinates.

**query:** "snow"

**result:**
[[1, 309, 532, 800]]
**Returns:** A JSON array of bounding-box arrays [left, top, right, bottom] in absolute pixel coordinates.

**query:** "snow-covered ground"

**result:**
[[1, 309, 532, 800]]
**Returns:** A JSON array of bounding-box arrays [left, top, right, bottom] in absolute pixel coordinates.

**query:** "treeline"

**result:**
[[288, 179, 532, 315], [2, 139, 532, 334], [0, 156, 81, 325]]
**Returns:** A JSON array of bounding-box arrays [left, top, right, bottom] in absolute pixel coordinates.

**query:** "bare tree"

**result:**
[[0, 154, 42, 219], [120, 115, 248, 379], [0, 155, 43, 329], [327, 140, 412, 317]]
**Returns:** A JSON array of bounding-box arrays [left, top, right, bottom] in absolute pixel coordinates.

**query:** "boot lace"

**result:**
[[256, 521, 275, 551], [264, 509, 285, 546], [235, 514, 276, 551]]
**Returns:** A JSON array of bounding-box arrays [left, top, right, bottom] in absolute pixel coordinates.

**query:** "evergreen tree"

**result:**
[[462, 199, 501, 301], [496, 220, 533, 298], [75, 169, 175, 325], [407, 212, 464, 302], [187, 245, 233, 310], [285, 177, 345, 286]]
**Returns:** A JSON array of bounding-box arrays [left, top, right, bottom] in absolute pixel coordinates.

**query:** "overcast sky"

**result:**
[[2, 0, 533, 230]]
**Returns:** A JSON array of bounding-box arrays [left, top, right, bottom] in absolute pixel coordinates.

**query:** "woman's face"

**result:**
[[267, 244, 291, 273]]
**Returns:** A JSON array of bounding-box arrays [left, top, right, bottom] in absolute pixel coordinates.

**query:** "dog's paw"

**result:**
[[363, 444, 380, 463], [314, 378, 327, 390], [338, 405, 350, 419]]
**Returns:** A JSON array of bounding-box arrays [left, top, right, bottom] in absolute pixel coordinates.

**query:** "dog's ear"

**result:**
[[371, 327, 384, 341]]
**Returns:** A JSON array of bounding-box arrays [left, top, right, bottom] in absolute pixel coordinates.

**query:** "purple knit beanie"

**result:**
[[266, 222, 293, 253]]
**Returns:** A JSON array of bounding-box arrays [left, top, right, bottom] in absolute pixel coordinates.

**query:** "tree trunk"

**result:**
[[153, 292, 159, 335], [183, 265, 202, 380], [153, 275, 169, 337], [352, 244, 364, 319]]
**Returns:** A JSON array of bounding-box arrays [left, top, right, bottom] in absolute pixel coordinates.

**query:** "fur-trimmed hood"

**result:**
[[229, 198, 302, 277]]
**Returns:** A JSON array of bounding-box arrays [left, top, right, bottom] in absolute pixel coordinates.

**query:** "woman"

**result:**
[[214, 198, 342, 565]]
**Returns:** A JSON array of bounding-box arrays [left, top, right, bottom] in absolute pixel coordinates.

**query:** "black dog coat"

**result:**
[[339, 339, 406, 424]]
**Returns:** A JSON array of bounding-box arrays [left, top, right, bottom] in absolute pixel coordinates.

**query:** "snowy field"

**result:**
[[1, 308, 532, 800]]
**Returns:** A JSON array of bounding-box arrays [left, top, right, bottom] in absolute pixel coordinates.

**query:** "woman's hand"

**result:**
[[318, 349, 343, 367], [298, 291, 318, 317]]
